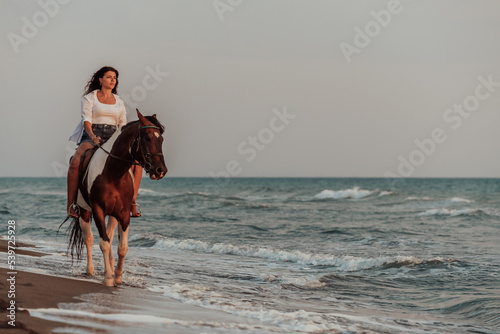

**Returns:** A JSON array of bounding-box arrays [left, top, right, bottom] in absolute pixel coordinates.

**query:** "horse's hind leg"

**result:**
[[114, 221, 129, 285], [79, 210, 94, 276]]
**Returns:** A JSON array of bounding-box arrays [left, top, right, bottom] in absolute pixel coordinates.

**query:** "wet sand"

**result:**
[[0, 240, 49, 257], [0, 268, 112, 333], [0, 240, 112, 333]]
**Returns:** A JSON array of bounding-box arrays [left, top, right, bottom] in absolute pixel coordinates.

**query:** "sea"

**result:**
[[1, 177, 499, 333]]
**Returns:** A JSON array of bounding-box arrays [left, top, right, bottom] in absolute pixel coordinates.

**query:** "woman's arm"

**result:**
[[82, 93, 100, 145], [83, 121, 100, 144], [118, 98, 127, 127]]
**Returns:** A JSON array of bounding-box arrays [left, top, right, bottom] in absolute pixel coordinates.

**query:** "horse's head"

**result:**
[[134, 109, 168, 180]]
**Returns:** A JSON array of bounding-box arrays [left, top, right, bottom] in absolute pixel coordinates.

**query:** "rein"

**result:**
[[95, 145, 143, 167], [94, 125, 163, 171]]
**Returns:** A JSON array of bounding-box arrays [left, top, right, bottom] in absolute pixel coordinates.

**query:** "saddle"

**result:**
[[77, 146, 99, 208]]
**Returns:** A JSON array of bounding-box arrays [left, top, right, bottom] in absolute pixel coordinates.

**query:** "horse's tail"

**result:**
[[58, 213, 85, 264]]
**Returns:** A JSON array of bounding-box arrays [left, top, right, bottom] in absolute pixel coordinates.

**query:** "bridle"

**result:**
[[95, 125, 163, 173], [131, 125, 164, 172]]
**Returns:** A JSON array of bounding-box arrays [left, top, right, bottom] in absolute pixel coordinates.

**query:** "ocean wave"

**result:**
[[142, 187, 399, 205], [128, 232, 172, 248], [417, 208, 483, 217], [235, 194, 291, 202], [313, 187, 396, 200], [137, 188, 189, 197], [406, 196, 435, 201], [281, 277, 327, 289], [313, 187, 374, 200], [138, 190, 252, 205], [149, 236, 452, 273], [259, 272, 326, 288], [137, 188, 167, 196], [406, 196, 473, 204], [139, 188, 218, 198], [436, 297, 500, 328], [381, 257, 457, 269], [29, 190, 66, 197], [321, 228, 350, 235], [447, 197, 473, 203]]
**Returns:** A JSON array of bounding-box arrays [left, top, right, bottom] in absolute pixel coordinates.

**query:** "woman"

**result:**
[[67, 66, 142, 218]]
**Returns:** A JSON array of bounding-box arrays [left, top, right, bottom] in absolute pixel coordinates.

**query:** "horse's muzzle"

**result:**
[[150, 165, 167, 180]]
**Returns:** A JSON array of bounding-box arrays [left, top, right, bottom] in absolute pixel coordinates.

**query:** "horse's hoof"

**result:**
[[103, 278, 114, 287], [114, 276, 122, 285]]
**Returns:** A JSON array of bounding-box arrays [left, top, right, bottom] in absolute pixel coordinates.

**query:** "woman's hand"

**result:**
[[91, 134, 101, 145]]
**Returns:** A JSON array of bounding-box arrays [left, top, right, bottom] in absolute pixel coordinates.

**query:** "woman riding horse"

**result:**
[[67, 66, 142, 218], [65, 110, 167, 286]]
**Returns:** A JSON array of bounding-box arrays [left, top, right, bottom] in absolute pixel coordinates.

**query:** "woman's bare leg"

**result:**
[[131, 165, 143, 217], [67, 142, 96, 217]]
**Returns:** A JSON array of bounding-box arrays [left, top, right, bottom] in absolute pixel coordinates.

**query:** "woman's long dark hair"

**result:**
[[83, 66, 119, 96]]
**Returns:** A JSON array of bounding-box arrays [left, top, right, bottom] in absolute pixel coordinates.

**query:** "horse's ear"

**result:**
[[136, 109, 147, 124], [152, 114, 157, 119]]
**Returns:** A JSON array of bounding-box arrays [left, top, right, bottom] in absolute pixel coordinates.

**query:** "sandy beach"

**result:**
[[0, 239, 279, 333], [0, 240, 111, 333], [0, 268, 112, 333]]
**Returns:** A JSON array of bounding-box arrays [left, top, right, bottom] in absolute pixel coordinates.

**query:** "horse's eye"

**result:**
[[145, 136, 151, 142]]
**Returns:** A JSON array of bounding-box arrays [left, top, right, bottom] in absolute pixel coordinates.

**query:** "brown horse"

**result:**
[[64, 110, 167, 286]]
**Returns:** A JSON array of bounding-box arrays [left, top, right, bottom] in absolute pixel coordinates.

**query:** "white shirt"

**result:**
[[69, 90, 127, 143]]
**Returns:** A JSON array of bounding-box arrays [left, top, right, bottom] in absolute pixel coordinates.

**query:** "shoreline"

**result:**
[[0, 240, 49, 257], [0, 240, 112, 333], [0, 268, 112, 333], [0, 240, 279, 333]]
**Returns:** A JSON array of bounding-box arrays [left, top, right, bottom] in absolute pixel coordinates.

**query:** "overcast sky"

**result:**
[[1, 0, 500, 178]]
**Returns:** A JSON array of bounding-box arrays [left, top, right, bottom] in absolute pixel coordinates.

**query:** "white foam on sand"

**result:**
[[148, 283, 344, 333], [147, 283, 451, 334], [25, 286, 283, 334], [27, 307, 279, 333]]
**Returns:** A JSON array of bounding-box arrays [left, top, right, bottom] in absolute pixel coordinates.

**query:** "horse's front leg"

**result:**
[[114, 218, 130, 285], [106, 216, 118, 273], [79, 210, 94, 276], [94, 208, 114, 286]]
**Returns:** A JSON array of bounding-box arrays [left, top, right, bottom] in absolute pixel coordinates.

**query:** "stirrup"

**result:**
[[131, 202, 141, 217]]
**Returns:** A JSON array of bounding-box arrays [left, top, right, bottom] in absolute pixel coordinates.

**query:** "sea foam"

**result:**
[[314, 187, 374, 200], [150, 236, 442, 272], [149, 283, 344, 333], [418, 208, 481, 217]]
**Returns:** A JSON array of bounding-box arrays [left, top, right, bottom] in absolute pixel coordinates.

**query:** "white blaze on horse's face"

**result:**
[[141, 127, 167, 180]]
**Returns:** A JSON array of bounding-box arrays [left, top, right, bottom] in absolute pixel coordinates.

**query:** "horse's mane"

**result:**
[[121, 116, 165, 134]]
